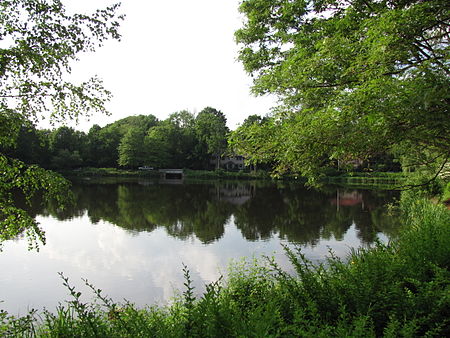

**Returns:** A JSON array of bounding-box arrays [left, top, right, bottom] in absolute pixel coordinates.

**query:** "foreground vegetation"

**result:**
[[1, 194, 448, 337]]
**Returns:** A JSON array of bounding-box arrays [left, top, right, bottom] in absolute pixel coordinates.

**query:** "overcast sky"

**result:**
[[55, 0, 277, 131]]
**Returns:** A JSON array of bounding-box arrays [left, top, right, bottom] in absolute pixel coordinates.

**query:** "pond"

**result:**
[[0, 178, 399, 315]]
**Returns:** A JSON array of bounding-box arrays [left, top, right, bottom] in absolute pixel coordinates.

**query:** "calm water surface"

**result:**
[[1, 178, 399, 315]]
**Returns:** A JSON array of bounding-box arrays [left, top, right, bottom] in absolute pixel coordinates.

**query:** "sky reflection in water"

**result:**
[[0, 179, 398, 315]]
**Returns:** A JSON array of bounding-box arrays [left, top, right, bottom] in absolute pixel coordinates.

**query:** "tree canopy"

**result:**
[[0, 0, 123, 248], [195, 107, 229, 169], [232, 0, 449, 181], [1, 108, 233, 175]]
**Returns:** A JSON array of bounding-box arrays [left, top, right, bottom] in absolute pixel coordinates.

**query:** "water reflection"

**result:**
[[28, 179, 399, 247], [3, 179, 400, 315]]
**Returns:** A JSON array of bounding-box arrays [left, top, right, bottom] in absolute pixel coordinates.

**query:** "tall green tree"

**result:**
[[144, 124, 172, 168], [0, 125, 51, 167], [118, 127, 147, 168], [110, 114, 159, 135], [85, 124, 103, 166], [195, 107, 229, 169], [90, 114, 159, 168], [48, 126, 87, 168], [167, 110, 198, 168], [49, 126, 85, 154], [234, 0, 449, 181], [95, 125, 125, 167], [230, 114, 271, 172], [0, 0, 123, 248]]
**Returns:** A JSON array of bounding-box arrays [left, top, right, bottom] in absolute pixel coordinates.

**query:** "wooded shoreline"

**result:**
[[60, 167, 407, 185]]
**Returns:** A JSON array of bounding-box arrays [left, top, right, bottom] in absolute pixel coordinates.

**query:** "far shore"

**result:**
[[58, 167, 407, 188]]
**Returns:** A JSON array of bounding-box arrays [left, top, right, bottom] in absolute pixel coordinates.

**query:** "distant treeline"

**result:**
[[2, 107, 232, 170], [3, 106, 401, 174]]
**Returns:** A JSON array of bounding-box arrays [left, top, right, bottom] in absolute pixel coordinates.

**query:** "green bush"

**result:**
[[442, 182, 450, 202]]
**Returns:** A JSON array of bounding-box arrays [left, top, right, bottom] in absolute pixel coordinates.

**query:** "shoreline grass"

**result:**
[[58, 167, 161, 178], [61, 167, 406, 184], [326, 172, 406, 189], [58, 167, 270, 180], [1, 193, 448, 337], [184, 169, 273, 180]]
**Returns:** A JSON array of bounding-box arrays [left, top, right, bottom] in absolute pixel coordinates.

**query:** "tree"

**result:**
[[118, 127, 147, 168], [0, 0, 123, 248], [0, 125, 51, 167], [241, 114, 266, 127], [167, 111, 198, 168], [49, 126, 84, 153], [195, 107, 229, 169], [48, 126, 87, 168], [168, 110, 195, 129], [235, 0, 449, 181], [85, 124, 103, 166], [86, 114, 159, 168], [110, 114, 159, 135], [144, 124, 172, 168], [51, 148, 83, 169], [229, 114, 272, 172]]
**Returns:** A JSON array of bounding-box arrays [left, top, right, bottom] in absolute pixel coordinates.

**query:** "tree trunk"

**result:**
[[216, 155, 220, 170]]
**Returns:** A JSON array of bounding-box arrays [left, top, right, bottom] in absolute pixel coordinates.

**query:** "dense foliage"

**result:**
[[0, 0, 123, 248], [1, 197, 448, 337], [1, 107, 231, 172], [231, 0, 449, 182]]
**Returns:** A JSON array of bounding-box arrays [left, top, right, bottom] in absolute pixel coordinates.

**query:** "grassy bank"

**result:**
[[61, 168, 405, 187], [326, 172, 406, 189], [1, 193, 449, 337], [58, 167, 161, 178], [184, 169, 271, 180], [58, 167, 271, 180]]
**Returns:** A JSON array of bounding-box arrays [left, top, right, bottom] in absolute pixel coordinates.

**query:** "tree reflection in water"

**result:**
[[23, 178, 400, 247]]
